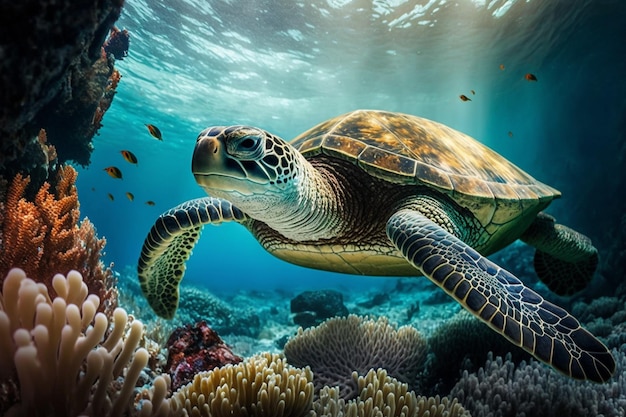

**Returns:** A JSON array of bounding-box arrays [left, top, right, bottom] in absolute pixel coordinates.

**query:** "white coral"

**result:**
[[0, 268, 149, 417]]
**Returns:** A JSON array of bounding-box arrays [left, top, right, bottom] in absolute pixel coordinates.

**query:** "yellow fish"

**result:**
[[120, 150, 138, 165], [125, 192, 134, 201], [107, 193, 114, 201], [145, 200, 156, 206], [459, 94, 471, 102], [145, 124, 163, 140], [104, 166, 122, 179], [525, 73, 538, 81], [470, 89, 475, 95], [499, 64, 505, 70]]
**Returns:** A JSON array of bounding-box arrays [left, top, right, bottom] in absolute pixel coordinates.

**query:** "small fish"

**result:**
[[470, 90, 475, 95], [459, 94, 471, 102], [508, 131, 514, 138], [145, 200, 156, 206], [125, 192, 134, 201], [107, 193, 114, 201], [91, 187, 96, 192], [120, 150, 138, 165], [104, 166, 123, 179], [145, 124, 163, 140], [525, 73, 538, 81], [499, 64, 505, 70]]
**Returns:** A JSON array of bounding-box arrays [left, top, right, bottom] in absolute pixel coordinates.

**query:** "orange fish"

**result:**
[[459, 94, 471, 102], [525, 73, 538, 81], [145, 124, 163, 140], [120, 150, 138, 165], [145, 200, 156, 206], [104, 166, 122, 179], [470, 90, 475, 95], [125, 192, 134, 201], [107, 193, 114, 201], [499, 64, 505, 70]]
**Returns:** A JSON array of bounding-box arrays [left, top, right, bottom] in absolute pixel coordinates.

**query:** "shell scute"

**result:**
[[289, 110, 560, 230], [321, 135, 368, 161], [358, 146, 417, 179]]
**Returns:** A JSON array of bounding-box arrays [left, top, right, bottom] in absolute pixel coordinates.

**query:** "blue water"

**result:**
[[75, 0, 626, 295]]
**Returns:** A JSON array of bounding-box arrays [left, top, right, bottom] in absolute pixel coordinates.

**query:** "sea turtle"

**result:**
[[138, 110, 614, 382]]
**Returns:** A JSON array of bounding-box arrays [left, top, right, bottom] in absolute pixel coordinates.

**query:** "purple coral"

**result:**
[[165, 321, 242, 391]]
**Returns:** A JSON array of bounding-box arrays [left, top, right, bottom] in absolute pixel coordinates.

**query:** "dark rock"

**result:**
[[422, 290, 450, 306], [0, 0, 124, 184], [406, 301, 420, 320], [290, 289, 349, 328], [357, 292, 390, 308]]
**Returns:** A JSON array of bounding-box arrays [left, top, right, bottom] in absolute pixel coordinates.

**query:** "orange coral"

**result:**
[[107, 68, 121, 92], [37, 128, 57, 162], [0, 165, 117, 316]]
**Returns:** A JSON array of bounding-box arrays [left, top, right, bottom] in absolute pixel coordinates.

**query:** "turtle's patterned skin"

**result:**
[[138, 110, 613, 382]]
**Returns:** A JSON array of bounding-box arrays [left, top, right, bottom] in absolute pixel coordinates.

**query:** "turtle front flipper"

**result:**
[[386, 209, 615, 382], [521, 212, 598, 296], [137, 197, 248, 318]]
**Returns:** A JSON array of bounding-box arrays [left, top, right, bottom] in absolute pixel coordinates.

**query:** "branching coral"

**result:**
[[314, 369, 470, 417], [449, 349, 626, 417], [0, 268, 148, 416], [284, 315, 427, 398], [167, 352, 315, 417], [0, 165, 116, 317]]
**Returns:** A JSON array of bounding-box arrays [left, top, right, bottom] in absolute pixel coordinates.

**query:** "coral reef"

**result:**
[[165, 321, 242, 391], [176, 285, 261, 337], [449, 349, 626, 417], [423, 310, 531, 395], [570, 295, 626, 339], [0, 165, 117, 317], [284, 315, 427, 398], [104, 26, 130, 59], [0, 268, 148, 416], [167, 352, 315, 417], [0, 0, 124, 184], [314, 369, 470, 417], [291, 289, 349, 328], [36, 47, 121, 167]]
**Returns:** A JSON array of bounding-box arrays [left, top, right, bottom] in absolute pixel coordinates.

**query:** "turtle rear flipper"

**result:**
[[521, 212, 598, 296], [386, 208, 615, 382]]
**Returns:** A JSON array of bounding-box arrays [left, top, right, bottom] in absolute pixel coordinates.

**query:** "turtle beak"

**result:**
[[192, 136, 223, 176], [192, 134, 268, 196]]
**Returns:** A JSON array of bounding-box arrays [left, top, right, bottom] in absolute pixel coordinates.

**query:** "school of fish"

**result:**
[[100, 123, 163, 206]]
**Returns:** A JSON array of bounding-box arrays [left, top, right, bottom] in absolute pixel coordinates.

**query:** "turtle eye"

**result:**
[[226, 129, 265, 160], [240, 137, 256, 149]]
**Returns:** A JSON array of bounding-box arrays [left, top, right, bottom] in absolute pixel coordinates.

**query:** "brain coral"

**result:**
[[314, 368, 470, 417], [283, 315, 427, 398], [169, 352, 315, 417]]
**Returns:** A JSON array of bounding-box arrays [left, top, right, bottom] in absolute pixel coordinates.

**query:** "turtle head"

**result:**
[[192, 125, 300, 199]]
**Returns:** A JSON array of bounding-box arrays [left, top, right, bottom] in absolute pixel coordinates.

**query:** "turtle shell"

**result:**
[[290, 110, 560, 240]]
